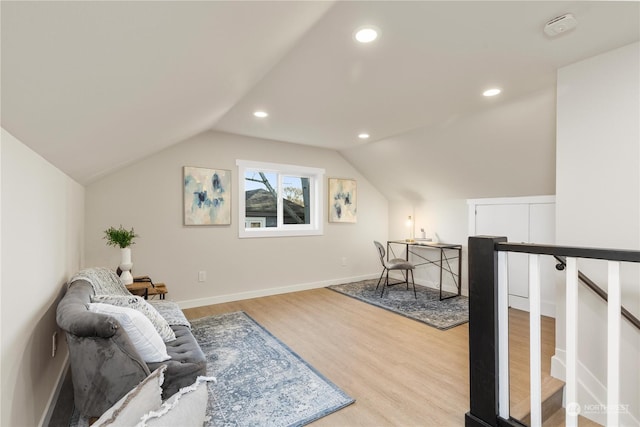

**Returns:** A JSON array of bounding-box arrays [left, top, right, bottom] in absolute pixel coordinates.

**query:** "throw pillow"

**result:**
[[135, 376, 216, 427], [93, 365, 166, 427], [88, 303, 171, 363], [92, 295, 176, 342]]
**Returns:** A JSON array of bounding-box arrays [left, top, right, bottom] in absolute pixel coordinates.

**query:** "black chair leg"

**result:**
[[379, 268, 416, 298], [410, 269, 417, 298], [375, 268, 387, 291], [381, 270, 389, 297]]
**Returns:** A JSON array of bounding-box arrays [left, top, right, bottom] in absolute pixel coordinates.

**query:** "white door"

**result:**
[[473, 201, 556, 316]]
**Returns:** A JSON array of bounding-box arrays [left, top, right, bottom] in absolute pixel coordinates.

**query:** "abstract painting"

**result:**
[[329, 178, 357, 223], [184, 166, 231, 225]]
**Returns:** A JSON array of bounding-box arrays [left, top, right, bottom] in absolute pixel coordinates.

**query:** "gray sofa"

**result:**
[[56, 279, 207, 418]]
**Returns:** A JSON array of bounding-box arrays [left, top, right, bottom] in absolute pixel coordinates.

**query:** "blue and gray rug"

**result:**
[[328, 279, 469, 330], [192, 311, 354, 427]]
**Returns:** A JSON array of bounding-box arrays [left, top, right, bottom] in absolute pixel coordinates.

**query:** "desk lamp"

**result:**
[[406, 216, 415, 243]]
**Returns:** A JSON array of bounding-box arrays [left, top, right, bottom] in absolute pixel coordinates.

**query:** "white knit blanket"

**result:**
[[69, 267, 130, 296], [148, 300, 192, 329]]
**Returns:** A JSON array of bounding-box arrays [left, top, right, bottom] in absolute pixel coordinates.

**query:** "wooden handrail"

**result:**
[[553, 255, 640, 330]]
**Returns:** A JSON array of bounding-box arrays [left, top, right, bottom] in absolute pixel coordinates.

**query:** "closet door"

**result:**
[[475, 204, 530, 300]]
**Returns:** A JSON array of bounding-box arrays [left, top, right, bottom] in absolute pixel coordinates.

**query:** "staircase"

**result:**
[[465, 237, 639, 427], [507, 309, 602, 427], [511, 376, 564, 425], [511, 374, 602, 426]]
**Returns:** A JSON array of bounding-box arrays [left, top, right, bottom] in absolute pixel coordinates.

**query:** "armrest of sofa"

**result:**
[[57, 279, 152, 417], [58, 310, 120, 338], [56, 280, 119, 338], [67, 327, 151, 417]]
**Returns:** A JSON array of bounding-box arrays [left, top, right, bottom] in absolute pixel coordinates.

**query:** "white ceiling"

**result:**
[[2, 1, 639, 185]]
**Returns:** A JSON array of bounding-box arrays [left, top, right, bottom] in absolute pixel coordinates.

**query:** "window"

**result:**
[[237, 160, 324, 238]]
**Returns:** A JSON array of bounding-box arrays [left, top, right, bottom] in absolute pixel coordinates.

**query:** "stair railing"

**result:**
[[553, 255, 640, 330], [465, 236, 640, 427]]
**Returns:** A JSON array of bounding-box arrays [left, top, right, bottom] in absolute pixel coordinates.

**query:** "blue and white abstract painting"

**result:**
[[329, 178, 357, 223], [184, 166, 231, 225]]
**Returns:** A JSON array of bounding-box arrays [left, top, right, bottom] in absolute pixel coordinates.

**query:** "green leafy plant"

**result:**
[[103, 225, 139, 248]]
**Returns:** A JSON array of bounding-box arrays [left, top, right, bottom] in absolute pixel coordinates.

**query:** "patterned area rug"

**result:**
[[328, 279, 469, 330], [192, 311, 355, 426], [69, 311, 354, 427]]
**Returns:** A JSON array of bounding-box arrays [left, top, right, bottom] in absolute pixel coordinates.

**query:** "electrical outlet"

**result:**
[[198, 271, 207, 282], [341, 257, 347, 267], [51, 331, 58, 358]]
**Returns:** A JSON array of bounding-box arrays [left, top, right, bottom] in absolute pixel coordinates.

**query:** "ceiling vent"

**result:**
[[544, 13, 577, 37]]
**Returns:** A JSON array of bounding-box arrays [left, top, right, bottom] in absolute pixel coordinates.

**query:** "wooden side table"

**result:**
[[125, 281, 149, 298], [126, 279, 168, 300], [146, 283, 168, 299]]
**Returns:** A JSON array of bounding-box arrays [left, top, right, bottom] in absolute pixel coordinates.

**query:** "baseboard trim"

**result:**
[[39, 354, 70, 427], [177, 273, 379, 309], [508, 295, 556, 318]]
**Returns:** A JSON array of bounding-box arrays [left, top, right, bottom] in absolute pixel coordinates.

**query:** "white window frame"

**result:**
[[237, 159, 324, 238]]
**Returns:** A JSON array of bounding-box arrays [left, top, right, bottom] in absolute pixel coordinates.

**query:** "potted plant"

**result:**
[[104, 225, 138, 248], [104, 225, 139, 284]]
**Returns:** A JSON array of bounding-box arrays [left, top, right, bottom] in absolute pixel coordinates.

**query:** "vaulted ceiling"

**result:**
[[2, 1, 639, 194]]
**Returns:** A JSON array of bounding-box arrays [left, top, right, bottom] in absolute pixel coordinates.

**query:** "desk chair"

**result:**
[[374, 241, 416, 298]]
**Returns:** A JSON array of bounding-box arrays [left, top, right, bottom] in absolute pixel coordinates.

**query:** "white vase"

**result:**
[[119, 247, 133, 285]]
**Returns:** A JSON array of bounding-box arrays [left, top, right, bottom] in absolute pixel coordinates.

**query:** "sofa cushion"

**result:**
[[89, 303, 170, 363], [148, 325, 207, 399]]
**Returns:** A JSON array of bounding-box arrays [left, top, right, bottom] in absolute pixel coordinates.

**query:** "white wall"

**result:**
[[341, 86, 557, 205], [375, 88, 558, 296], [388, 199, 469, 295], [1, 129, 85, 427], [555, 42, 640, 425], [85, 130, 388, 307]]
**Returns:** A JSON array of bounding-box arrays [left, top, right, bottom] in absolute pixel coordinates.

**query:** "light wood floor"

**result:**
[[183, 288, 556, 426]]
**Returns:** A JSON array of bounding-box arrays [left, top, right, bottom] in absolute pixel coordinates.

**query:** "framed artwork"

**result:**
[[183, 166, 231, 225], [329, 178, 357, 223]]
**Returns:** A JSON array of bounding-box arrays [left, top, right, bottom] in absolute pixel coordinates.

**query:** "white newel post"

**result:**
[[119, 247, 133, 285], [529, 254, 542, 427], [565, 257, 579, 427], [607, 261, 621, 427]]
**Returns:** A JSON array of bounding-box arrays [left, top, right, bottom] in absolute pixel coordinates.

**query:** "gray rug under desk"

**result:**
[[328, 279, 469, 330]]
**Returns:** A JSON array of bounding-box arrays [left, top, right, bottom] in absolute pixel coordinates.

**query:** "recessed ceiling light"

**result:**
[[354, 27, 379, 43], [483, 88, 502, 97], [253, 111, 268, 118], [358, 133, 370, 140]]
